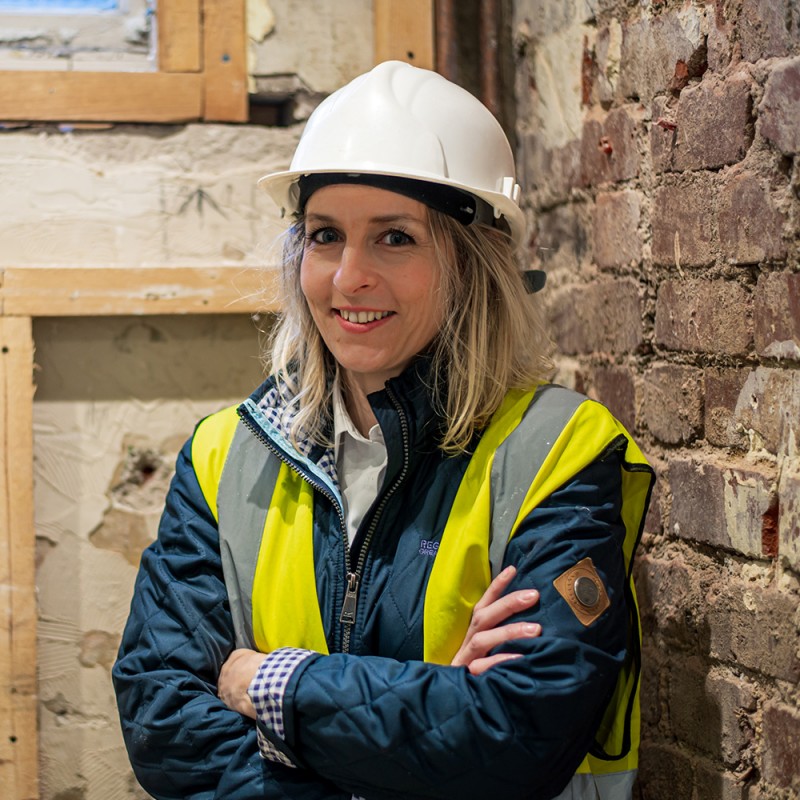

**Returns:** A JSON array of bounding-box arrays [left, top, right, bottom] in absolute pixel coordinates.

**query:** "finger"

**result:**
[[461, 621, 542, 662], [470, 588, 540, 632], [472, 565, 517, 612], [467, 653, 523, 676], [452, 621, 541, 668]]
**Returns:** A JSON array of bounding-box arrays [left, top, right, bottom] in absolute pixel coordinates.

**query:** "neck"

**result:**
[[342, 376, 379, 437]]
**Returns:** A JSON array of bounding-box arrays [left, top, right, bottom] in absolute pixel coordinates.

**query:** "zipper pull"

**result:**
[[340, 572, 360, 625]]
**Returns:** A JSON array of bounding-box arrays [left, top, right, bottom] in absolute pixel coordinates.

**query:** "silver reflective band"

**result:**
[[551, 771, 636, 800], [217, 421, 281, 649], [489, 384, 586, 578]]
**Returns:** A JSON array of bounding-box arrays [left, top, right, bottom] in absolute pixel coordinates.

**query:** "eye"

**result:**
[[307, 227, 340, 245], [381, 228, 415, 246]]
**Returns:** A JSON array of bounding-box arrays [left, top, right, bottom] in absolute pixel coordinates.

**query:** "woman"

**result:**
[[113, 61, 654, 800]]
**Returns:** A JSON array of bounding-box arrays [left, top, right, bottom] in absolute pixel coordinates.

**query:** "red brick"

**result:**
[[779, 461, 800, 571], [547, 278, 644, 355], [652, 181, 715, 267], [706, 578, 800, 682], [668, 661, 756, 763], [733, 367, 800, 454], [739, 0, 800, 62], [694, 761, 748, 800], [532, 202, 590, 275], [642, 461, 665, 535], [637, 743, 696, 800], [635, 551, 704, 651], [669, 457, 776, 558], [584, 364, 636, 433], [642, 363, 703, 445], [637, 640, 665, 732], [705, 368, 749, 449], [619, 9, 707, 104], [761, 702, 800, 788], [754, 272, 800, 359], [707, 1, 734, 73], [579, 106, 641, 187], [654, 279, 753, 356], [650, 96, 678, 174], [520, 133, 581, 206], [718, 172, 786, 265], [760, 57, 800, 155], [672, 73, 754, 171], [593, 190, 643, 269]]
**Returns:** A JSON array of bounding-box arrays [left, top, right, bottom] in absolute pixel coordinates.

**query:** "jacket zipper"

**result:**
[[237, 410, 352, 637], [239, 387, 410, 655], [340, 385, 410, 653]]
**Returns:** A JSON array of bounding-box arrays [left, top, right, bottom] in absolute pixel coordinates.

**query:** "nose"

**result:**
[[333, 243, 376, 294]]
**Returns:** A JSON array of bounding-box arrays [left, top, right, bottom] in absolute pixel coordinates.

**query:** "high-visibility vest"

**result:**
[[193, 384, 654, 800]]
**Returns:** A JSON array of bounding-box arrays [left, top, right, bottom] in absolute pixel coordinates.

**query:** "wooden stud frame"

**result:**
[[0, 0, 248, 123], [0, 2, 434, 796]]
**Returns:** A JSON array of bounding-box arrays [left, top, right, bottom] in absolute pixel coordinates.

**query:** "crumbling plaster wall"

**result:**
[[512, 0, 800, 797], [0, 2, 373, 798]]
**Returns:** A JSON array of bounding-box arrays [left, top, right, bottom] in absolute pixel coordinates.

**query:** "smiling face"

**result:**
[[300, 184, 444, 397]]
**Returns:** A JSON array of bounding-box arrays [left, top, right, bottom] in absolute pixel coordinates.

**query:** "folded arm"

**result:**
[[246, 450, 631, 800]]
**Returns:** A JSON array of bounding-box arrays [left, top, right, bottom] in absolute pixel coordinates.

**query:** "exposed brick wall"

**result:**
[[513, 1, 800, 797]]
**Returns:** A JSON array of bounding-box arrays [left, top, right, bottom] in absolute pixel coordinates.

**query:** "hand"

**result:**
[[217, 648, 267, 719], [451, 566, 541, 675]]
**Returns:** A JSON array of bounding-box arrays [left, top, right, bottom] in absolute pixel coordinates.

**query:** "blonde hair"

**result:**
[[267, 208, 552, 454]]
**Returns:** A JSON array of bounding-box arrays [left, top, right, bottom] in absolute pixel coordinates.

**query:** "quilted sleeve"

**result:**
[[112, 437, 348, 800], [272, 445, 634, 800]]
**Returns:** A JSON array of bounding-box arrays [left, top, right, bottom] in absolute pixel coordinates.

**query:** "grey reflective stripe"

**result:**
[[489, 384, 586, 577], [217, 421, 282, 649], [551, 771, 636, 800]]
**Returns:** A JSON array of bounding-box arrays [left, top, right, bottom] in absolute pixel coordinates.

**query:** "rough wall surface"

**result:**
[[512, 0, 799, 797], [0, 4, 373, 798], [33, 316, 265, 800]]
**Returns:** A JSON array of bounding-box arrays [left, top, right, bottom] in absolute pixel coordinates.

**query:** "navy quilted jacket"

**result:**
[[113, 365, 638, 799]]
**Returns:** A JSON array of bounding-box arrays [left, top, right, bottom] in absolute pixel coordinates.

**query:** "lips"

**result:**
[[338, 309, 394, 324]]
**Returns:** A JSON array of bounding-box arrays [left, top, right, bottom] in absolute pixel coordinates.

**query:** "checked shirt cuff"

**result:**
[[247, 647, 316, 767]]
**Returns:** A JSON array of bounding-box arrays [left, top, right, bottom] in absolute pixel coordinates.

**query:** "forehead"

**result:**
[[304, 183, 429, 221]]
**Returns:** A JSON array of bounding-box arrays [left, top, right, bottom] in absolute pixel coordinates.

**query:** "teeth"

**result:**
[[340, 309, 392, 323]]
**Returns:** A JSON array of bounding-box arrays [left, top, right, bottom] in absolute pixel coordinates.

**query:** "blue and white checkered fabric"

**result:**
[[247, 647, 316, 766], [257, 384, 338, 486]]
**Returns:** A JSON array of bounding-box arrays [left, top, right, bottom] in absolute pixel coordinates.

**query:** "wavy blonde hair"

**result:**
[[267, 207, 552, 454]]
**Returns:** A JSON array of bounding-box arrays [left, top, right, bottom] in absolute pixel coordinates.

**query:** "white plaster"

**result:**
[[33, 315, 266, 799], [248, 0, 276, 42], [248, 0, 373, 93], [722, 465, 775, 558], [533, 25, 591, 149], [0, 124, 300, 267], [762, 339, 800, 360], [676, 3, 704, 48]]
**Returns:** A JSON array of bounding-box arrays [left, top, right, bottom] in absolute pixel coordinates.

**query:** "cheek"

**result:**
[[299, 258, 320, 304]]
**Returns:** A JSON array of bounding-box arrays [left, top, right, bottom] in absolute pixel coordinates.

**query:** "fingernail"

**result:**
[[524, 623, 542, 635], [521, 590, 539, 603]]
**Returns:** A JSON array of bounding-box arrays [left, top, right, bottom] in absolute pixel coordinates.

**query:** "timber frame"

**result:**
[[0, 0, 249, 123], [0, 3, 434, 798]]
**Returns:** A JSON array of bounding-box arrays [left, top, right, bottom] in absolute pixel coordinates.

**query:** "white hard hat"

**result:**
[[258, 60, 526, 248]]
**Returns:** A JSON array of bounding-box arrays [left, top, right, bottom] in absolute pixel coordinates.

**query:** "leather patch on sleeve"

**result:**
[[553, 557, 610, 627]]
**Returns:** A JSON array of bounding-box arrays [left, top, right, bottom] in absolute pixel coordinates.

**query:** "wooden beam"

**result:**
[[0, 317, 37, 800], [203, 0, 248, 122], [374, 0, 435, 69], [0, 71, 203, 123], [0, 267, 278, 317], [158, 0, 202, 73]]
